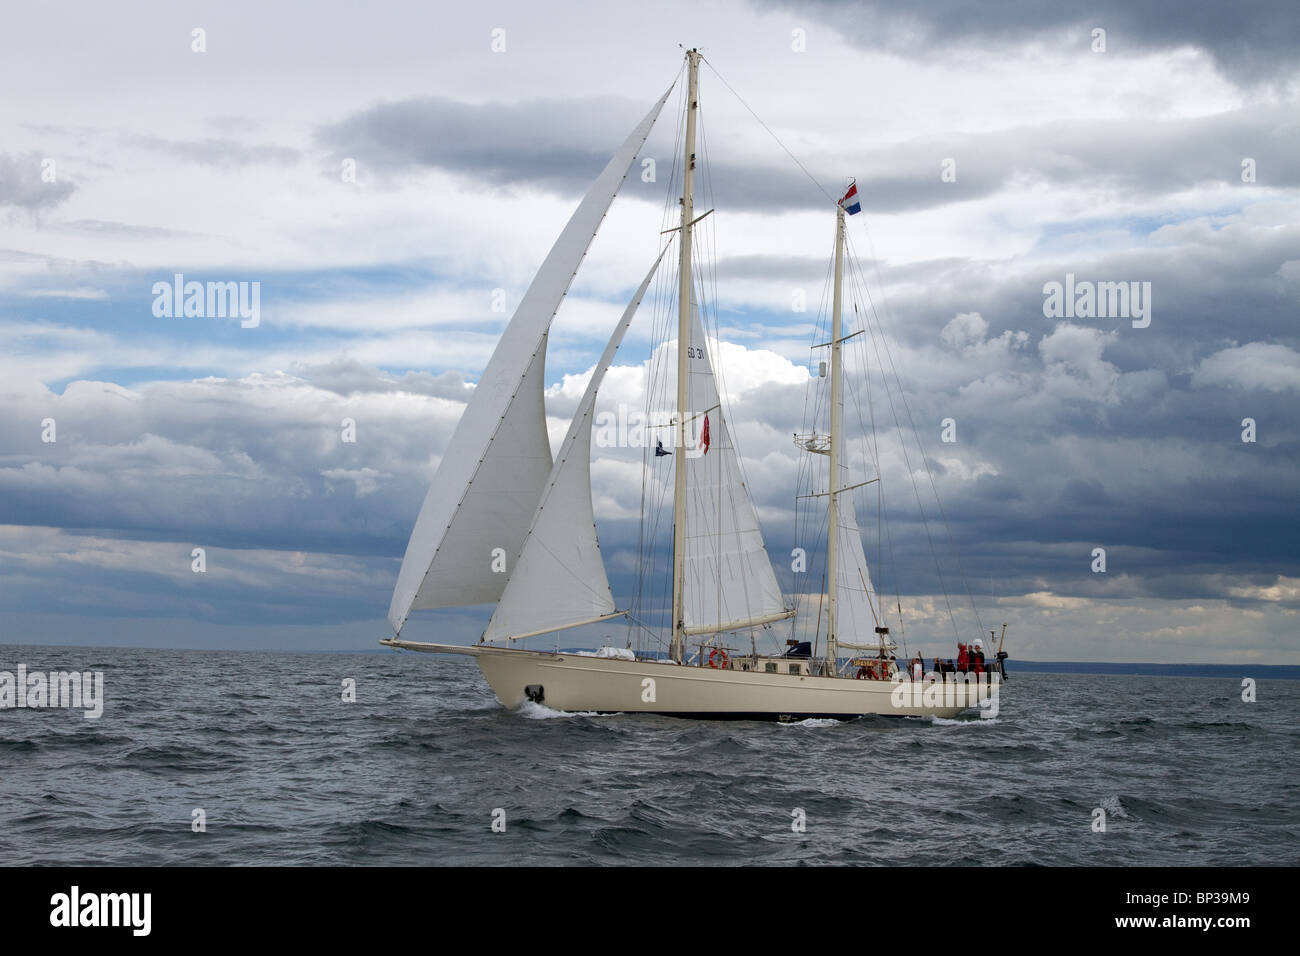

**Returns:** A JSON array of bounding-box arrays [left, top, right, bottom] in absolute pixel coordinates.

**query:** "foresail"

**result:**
[[681, 298, 791, 635], [483, 248, 669, 643], [388, 87, 674, 634]]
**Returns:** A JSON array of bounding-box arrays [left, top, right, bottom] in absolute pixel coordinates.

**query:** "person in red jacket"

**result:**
[[957, 643, 968, 673]]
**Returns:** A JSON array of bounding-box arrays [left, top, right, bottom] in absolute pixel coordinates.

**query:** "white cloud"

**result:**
[[1191, 342, 1300, 393]]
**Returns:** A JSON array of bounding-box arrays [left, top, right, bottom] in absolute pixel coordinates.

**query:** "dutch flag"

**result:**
[[839, 181, 862, 215]]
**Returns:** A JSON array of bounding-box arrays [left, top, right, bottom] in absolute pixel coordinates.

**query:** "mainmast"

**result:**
[[825, 201, 846, 673], [670, 49, 701, 664]]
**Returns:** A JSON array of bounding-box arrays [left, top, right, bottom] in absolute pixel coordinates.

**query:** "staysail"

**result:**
[[482, 247, 669, 642], [681, 296, 792, 635], [388, 88, 673, 634]]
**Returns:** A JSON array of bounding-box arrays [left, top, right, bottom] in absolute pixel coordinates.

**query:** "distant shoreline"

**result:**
[[995, 660, 1298, 679]]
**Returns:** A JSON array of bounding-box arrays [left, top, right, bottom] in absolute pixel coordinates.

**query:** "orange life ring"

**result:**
[[708, 648, 729, 669]]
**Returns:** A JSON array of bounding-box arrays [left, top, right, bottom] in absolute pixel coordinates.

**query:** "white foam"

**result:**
[[779, 718, 841, 728], [929, 715, 1000, 726], [1098, 794, 1130, 819], [515, 700, 605, 720]]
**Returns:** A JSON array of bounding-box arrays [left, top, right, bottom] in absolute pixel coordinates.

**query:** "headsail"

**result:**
[[388, 87, 673, 634], [681, 297, 793, 635], [482, 247, 670, 643]]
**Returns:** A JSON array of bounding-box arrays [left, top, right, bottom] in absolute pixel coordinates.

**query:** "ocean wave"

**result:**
[[929, 715, 1000, 726]]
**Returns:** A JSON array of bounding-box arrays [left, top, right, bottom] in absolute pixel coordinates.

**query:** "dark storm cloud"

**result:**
[[846, 104, 1300, 213], [317, 95, 648, 194], [710, 206, 1300, 610], [320, 93, 1298, 216], [755, 0, 1300, 84], [857, 211, 1300, 385], [0, 152, 74, 209]]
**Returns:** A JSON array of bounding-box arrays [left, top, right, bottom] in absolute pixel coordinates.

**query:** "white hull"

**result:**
[[384, 641, 997, 721]]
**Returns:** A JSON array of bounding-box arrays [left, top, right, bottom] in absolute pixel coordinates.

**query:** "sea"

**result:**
[[1, 644, 1295, 866]]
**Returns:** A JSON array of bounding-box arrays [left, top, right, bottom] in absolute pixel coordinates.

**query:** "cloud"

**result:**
[[1191, 342, 1300, 392], [0, 151, 75, 209], [941, 312, 989, 349], [120, 133, 299, 168], [318, 95, 1300, 217], [758, 0, 1300, 84], [21, 288, 109, 300], [317, 95, 648, 194]]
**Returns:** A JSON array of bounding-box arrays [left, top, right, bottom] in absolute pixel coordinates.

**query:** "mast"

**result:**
[[670, 49, 701, 664], [825, 201, 846, 673]]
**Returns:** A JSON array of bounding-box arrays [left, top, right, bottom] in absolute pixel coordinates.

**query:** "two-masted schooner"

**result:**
[[380, 50, 1003, 720]]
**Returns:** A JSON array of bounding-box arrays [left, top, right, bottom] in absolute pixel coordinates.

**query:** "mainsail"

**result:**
[[388, 88, 672, 634], [832, 457, 881, 640], [482, 247, 669, 642], [681, 297, 792, 635]]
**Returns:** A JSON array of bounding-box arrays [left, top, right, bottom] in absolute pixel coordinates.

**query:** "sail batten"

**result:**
[[482, 247, 669, 643], [388, 87, 673, 634]]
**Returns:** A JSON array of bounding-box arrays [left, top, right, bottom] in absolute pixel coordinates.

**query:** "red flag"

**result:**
[[701, 414, 710, 455]]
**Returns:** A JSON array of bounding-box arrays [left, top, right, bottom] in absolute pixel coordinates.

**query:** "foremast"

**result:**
[[670, 49, 701, 664]]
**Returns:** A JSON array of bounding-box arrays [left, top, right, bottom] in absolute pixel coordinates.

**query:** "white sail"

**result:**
[[681, 298, 792, 635], [483, 248, 669, 643], [388, 88, 673, 634], [833, 456, 881, 640]]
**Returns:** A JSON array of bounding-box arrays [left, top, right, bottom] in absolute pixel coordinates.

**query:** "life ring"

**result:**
[[708, 648, 729, 669], [855, 666, 868, 679]]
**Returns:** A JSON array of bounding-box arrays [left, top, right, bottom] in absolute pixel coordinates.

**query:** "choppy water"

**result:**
[[1, 644, 1295, 865]]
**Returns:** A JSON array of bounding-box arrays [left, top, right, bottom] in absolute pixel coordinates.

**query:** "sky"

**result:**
[[1, 0, 1297, 663]]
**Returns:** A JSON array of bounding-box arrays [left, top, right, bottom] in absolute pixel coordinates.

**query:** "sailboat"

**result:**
[[380, 50, 1004, 720]]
